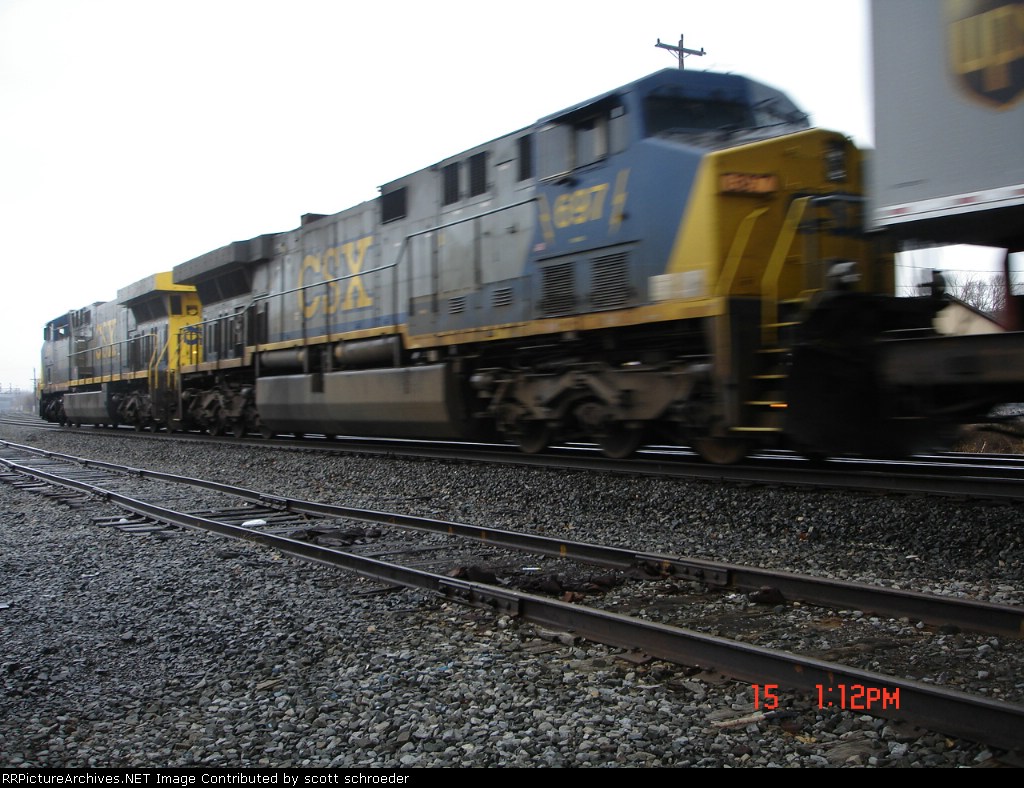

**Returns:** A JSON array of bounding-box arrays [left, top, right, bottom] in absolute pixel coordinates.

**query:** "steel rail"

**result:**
[[231, 436, 1024, 500], [1, 452, 1023, 753], [2, 439, 1022, 639], [9, 420, 1024, 500]]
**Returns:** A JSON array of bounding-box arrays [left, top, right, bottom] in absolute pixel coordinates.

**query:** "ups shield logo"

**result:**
[[947, 0, 1024, 108]]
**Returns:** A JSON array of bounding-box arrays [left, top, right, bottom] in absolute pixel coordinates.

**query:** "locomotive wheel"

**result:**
[[596, 424, 646, 459], [232, 421, 246, 439], [516, 421, 550, 454], [692, 437, 750, 465]]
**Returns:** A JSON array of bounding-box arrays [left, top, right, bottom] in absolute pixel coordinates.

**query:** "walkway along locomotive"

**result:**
[[38, 68, 1024, 462]]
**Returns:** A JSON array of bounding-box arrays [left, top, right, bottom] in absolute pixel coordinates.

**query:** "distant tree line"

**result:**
[[946, 273, 1009, 314], [921, 271, 1012, 315]]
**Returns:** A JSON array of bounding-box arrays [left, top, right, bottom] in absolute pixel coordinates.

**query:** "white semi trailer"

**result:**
[[870, 0, 1023, 253]]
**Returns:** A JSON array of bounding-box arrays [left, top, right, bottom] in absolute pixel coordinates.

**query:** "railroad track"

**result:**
[[1, 438, 1022, 756], [7, 416, 1024, 500]]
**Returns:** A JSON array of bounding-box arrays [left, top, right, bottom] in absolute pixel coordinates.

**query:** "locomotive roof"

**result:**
[[118, 271, 195, 306], [378, 69, 807, 196], [536, 68, 806, 126], [173, 233, 279, 286]]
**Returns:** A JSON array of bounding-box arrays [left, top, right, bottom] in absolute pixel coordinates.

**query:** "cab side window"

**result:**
[[537, 102, 627, 181]]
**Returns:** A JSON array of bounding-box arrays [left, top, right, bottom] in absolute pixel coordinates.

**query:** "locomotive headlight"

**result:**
[[824, 140, 847, 182]]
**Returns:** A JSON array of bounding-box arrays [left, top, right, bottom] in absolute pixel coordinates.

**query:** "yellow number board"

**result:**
[[719, 172, 779, 195]]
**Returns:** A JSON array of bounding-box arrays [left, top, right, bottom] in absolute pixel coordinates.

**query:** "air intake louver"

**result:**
[[492, 287, 514, 308], [590, 252, 629, 309], [540, 263, 575, 316]]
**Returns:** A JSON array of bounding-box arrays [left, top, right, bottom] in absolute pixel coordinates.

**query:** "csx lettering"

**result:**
[[553, 184, 609, 229], [298, 236, 374, 319], [949, 4, 1024, 92], [94, 319, 118, 360]]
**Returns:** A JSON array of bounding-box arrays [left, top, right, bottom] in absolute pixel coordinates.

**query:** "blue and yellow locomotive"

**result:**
[[41, 69, 1015, 461]]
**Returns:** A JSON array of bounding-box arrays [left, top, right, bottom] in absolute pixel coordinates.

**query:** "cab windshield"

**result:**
[[644, 96, 754, 135]]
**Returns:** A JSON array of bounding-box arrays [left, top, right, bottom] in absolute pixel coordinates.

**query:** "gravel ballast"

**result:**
[[1, 424, 1022, 768]]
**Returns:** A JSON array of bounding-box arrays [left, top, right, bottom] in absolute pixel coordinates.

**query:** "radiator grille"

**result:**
[[590, 252, 630, 309], [540, 263, 575, 315]]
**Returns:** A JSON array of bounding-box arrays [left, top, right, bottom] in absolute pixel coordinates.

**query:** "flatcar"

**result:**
[[39, 69, 1024, 462]]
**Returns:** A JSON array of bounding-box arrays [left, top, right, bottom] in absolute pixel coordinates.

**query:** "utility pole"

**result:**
[[655, 34, 706, 69]]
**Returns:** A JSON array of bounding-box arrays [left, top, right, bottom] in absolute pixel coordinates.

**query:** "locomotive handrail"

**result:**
[[227, 197, 540, 341], [760, 193, 871, 345], [148, 328, 171, 394], [761, 196, 810, 345], [172, 311, 247, 330], [401, 197, 537, 239], [249, 260, 399, 303], [175, 312, 243, 364], [250, 197, 538, 304], [67, 333, 157, 383], [717, 206, 770, 298]]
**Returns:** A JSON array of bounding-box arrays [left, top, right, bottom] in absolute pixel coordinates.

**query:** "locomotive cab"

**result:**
[[475, 69, 884, 461]]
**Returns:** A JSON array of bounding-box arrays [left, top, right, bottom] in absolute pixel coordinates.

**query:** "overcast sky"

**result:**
[[0, 0, 879, 391]]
